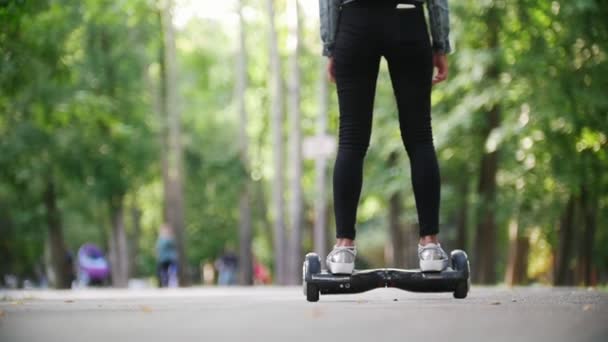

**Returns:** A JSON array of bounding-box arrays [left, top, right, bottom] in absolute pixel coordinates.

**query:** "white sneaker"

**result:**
[[418, 243, 449, 272], [326, 245, 357, 274]]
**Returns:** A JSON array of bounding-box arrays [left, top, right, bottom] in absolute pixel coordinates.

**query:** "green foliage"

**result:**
[[1, 0, 607, 285]]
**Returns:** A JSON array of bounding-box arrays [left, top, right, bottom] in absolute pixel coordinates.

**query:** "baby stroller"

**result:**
[[77, 243, 110, 287]]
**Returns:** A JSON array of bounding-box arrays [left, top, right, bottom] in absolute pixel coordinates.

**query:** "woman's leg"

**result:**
[[383, 3, 447, 271], [333, 5, 382, 241], [384, 4, 440, 238]]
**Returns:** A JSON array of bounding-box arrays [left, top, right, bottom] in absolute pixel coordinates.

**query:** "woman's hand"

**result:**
[[327, 56, 336, 83], [432, 53, 448, 85]]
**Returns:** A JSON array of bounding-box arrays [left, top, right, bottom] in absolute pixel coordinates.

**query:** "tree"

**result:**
[[386, 153, 405, 268], [236, 0, 254, 286], [1, 0, 607, 288], [266, 0, 287, 285], [313, 59, 330, 263], [43, 176, 73, 288], [74, 0, 158, 287], [0, 1, 81, 289], [472, 4, 502, 285], [159, 0, 188, 285], [287, 0, 304, 285]]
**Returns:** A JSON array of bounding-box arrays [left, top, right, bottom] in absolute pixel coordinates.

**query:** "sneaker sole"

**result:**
[[327, 261, 354, 274], [420, 259, 448, 272]]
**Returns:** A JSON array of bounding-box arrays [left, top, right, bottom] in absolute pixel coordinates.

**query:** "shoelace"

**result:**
[[418, 243, 446, 258], [327, 245, 356, 259]]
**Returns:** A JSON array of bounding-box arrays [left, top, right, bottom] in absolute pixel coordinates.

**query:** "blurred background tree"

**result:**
[[0, 0, 606, 288]]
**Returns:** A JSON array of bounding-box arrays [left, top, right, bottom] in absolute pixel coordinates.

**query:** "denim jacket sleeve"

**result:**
[[426, 0, 452, 54], [319, 0, 340, 57]]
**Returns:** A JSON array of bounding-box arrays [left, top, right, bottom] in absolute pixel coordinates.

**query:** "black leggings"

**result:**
[[333, 0, 440, 239]]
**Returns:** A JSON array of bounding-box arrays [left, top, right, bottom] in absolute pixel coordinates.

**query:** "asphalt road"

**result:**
[[1, 286, 607, 342]]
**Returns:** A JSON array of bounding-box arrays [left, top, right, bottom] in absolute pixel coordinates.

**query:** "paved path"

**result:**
[[1, 286, 606, 342]]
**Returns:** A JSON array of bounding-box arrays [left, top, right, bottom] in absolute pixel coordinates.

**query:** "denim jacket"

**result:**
[[319, 0, 451, 57]]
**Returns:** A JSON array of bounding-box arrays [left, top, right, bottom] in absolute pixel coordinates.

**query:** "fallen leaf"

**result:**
[[0, 309, 5, 318], [310, 307, 323, 319], [583, 304, 592, 311], [140, 305, 153, 313]]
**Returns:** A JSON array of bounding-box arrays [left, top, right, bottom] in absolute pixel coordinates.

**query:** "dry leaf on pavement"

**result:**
[[140, 305, 153, 313]]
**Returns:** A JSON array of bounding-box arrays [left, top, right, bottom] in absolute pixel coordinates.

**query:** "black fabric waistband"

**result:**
[[341, 0, 422, 9]]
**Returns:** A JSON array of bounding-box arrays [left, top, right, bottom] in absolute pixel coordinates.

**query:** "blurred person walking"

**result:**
[[156, 224, 179, 287], [215, 249, 238, 286]]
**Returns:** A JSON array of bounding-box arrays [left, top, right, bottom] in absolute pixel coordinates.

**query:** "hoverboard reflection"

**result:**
[[302, 250, 470, 302]]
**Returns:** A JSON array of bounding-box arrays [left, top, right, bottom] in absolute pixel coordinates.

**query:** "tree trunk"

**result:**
[[109, 195, 129, 287], [160, 0, 188, 286], [455, 179, 469, 250], [236, 0, 253, 286], [577, 185, 598, 286], [0, 200, 13, 286], [554, 194, 575, 285], [287, 0, 303, 285], [255, 181, 275, 259], [43, 177, 71, 289], [313, 58, 330, 262], [267, 0, 286, 285], [386, 153, 405, 268], [472, 102, 500, 284], [472, 7, 501, 284], [129, 204, 142, 278], [404, 223, 419, 268], [472, 107, 499, 284], [511, 237, 529, 285], [387, 192, 405, 268], [158, 16, 170, 224], [504, 216, 529, 286]]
